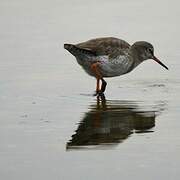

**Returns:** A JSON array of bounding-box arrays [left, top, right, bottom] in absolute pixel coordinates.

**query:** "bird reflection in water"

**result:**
[[67, 95, 163, 150]]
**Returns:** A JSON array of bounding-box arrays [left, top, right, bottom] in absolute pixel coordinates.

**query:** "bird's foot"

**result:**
[[93, 91, 105, 97]]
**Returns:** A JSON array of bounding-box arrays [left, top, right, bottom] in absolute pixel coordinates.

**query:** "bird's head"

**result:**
[[131, 41, 168, 70]]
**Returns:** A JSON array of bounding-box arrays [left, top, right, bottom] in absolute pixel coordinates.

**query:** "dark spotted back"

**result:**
[[76, 37, 130, 58]]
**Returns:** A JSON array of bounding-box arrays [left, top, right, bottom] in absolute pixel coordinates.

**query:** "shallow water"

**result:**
[[0, 0, 180, 180]]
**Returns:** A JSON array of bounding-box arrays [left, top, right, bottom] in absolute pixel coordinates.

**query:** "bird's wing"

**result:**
[[76, 37, 130, 59]]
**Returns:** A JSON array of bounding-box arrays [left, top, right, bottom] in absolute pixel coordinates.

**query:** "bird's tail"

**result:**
[[64, 44, 75, 51], [64, 43, 95, 57]]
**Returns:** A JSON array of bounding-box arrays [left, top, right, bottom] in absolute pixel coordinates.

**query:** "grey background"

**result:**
[[0, 0, 180, 180]]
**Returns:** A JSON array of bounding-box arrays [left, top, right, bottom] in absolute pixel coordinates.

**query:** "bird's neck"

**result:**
[[130, 47, 144, 64]]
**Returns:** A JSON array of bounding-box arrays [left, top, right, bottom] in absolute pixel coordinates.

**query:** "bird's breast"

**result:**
[[98, 55, 135, 77]]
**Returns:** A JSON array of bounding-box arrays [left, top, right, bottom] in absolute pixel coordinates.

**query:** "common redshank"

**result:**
[[64, 37, 168, 96]]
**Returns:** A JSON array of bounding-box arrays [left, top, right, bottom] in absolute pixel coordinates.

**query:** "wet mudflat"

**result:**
[[0, 0, 180, 180]]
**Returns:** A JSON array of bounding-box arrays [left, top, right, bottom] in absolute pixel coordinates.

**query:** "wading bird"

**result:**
[[64, 37, 168, 96]]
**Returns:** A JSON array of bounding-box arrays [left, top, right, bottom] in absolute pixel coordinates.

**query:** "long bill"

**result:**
[[153, 56, 169, 70]]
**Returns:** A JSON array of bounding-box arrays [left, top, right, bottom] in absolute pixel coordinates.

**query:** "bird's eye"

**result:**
[[148, 48, 153, 55]]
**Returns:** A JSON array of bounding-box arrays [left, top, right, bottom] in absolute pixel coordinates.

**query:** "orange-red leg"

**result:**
[[96, 78, 100, 92], [91, 63, 107, 96], [91, 63, 102, 95]]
